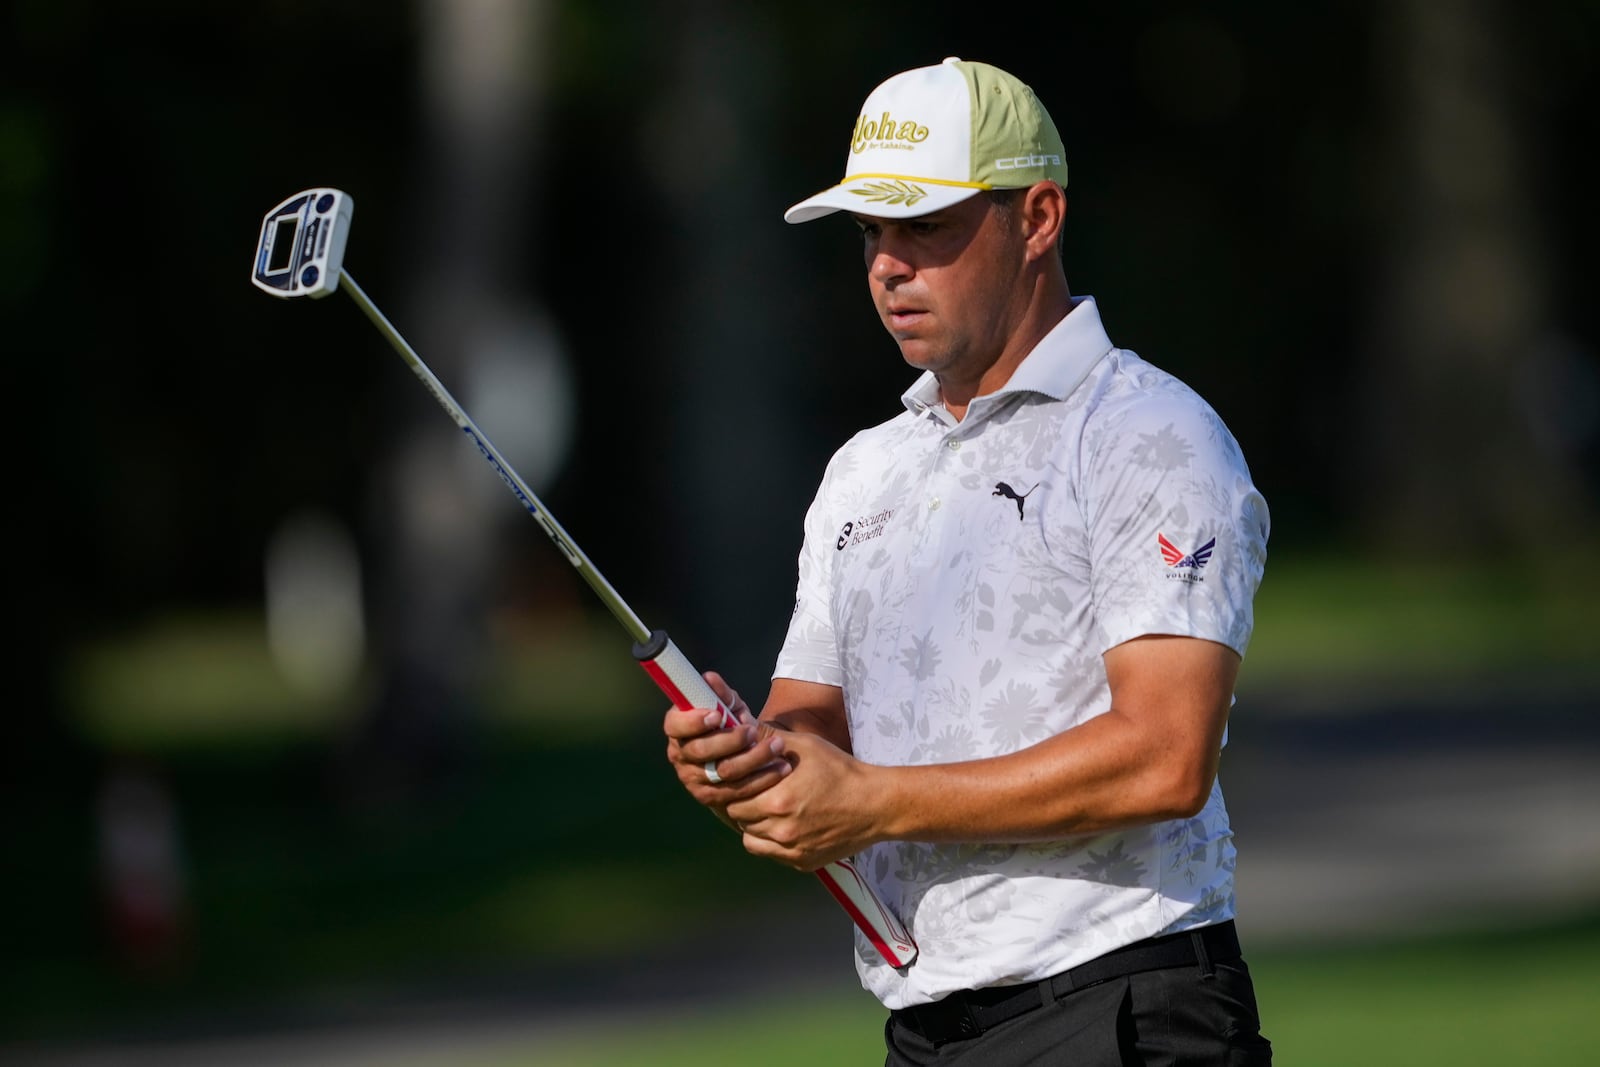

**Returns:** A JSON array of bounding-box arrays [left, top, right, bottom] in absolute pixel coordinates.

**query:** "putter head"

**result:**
[[252, 188, 353, 299]]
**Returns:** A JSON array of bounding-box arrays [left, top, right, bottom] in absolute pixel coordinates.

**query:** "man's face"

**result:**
[[852, 194, 1029, 381]]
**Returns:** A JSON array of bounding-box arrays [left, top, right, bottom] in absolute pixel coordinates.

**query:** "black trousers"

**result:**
[[884, 952, 1272, 1065]]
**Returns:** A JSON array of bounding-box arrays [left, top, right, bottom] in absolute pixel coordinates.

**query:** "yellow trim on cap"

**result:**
[[841, 172, 993, 190]]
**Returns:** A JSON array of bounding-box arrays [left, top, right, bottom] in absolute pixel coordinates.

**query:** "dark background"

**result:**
[[9, 1, 1598, 677], [4, 0, 1598, 1048]]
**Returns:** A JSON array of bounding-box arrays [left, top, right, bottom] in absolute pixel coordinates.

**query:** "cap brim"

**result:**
[[784, 180, 984, 224]]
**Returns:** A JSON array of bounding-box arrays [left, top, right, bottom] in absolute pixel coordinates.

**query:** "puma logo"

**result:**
[[991, 481, 1036, 520]]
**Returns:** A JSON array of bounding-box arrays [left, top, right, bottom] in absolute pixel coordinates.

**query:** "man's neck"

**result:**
[[937, 283, 1073, 421]]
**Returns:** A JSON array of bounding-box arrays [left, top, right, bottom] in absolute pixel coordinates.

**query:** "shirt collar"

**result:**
[[900, 295, 1115, 418]]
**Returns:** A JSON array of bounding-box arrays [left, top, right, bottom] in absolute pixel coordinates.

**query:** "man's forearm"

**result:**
[[760, 705, 852, 753], [867, 707, 1220, 845], [758, 677, 853, 753]]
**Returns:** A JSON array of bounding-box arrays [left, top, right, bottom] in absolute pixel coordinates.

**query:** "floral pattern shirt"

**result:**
[[774, 296, 1271, 1008]]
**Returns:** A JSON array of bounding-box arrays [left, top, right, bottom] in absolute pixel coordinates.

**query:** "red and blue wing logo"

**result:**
[[1158, 533, 1216, 569]]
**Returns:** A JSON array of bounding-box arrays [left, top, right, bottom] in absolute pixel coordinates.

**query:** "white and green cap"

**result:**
[[784, 57, 1067, 224]]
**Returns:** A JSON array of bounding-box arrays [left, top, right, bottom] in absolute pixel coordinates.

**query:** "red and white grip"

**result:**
[[635, 630, 737, 730], [633, 629, 919, 968]]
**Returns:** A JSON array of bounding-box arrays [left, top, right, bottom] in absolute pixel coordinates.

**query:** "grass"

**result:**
[[1252, 921, 1599, 1066], [63, 608, 662, 751], [12, 914, 1596, 1062], [1241, 553, 1593, 695], [484, 987, 888, 1067], [444, 917, 1600, 1066]]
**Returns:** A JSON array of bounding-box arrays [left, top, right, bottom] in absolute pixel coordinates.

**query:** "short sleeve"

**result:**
[[1084, 391, 1270, 657], [772, 457, 846, 686]]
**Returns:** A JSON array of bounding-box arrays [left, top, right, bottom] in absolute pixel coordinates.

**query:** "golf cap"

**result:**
[[784, 57, 1067, 224]]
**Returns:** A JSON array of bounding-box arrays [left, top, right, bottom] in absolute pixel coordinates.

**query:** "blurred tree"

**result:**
[[642, 4, 812, 689], [348, 0, 568, 802], [1358, 0, 1595, 554], [3, 0, 1595, 769]]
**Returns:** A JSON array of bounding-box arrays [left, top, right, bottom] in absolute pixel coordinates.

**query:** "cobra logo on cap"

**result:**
[[995, 153, 1063, 170]]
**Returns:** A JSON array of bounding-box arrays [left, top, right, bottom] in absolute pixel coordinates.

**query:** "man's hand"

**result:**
[[663, 672, 792, 815], [725, 730, 888, 872]]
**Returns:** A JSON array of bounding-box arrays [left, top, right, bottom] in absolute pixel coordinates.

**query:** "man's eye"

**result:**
[[909, 220, 938, 235]]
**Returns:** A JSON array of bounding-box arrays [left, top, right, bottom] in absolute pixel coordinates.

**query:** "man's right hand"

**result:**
[[663, 671, 792, 814]]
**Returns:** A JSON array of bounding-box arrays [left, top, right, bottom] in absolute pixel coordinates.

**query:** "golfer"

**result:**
[[665, 57, 1272, 1064]]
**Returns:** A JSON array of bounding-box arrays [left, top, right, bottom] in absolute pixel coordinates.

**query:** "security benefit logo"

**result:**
[[837, 508, 896, 551], [1158, 532, 1215, 583]]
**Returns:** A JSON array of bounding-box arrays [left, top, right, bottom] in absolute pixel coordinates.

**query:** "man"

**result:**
[[664, 57, 1272, 1064]]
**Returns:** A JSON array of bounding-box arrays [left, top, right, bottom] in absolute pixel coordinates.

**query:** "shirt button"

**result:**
[[946, 439, 961, 451], [929, 497, 941, 511]]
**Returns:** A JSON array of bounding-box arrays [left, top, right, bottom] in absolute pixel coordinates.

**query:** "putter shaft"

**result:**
[[338, 268, 652, 646]]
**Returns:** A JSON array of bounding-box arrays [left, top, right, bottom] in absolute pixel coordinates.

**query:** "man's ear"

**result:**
[[1021, 181, 1067, 261]]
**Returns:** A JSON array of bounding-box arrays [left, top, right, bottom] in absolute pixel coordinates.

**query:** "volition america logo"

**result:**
[[1158, 533, 1215, 583]]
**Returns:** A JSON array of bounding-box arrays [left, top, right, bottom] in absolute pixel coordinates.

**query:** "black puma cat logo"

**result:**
[[992, 481, 1036, 520]]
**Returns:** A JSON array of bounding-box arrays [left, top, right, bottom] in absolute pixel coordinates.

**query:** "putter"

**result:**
[[251, 189, 918, 968]]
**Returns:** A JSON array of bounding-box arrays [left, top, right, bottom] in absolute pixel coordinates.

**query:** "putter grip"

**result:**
[[632, 629, 919, 968]]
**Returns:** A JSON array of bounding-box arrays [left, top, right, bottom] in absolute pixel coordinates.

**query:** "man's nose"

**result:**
[[870, 245, 912, 286]]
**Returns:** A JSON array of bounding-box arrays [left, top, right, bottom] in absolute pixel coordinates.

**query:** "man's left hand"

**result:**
[[724, 730, 887, 871]]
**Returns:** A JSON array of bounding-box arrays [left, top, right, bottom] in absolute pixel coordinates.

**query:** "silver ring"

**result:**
[[704, 760, 723, 785]]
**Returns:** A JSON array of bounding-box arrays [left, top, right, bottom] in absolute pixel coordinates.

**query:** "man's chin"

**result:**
[[894, 339, 942, 371]]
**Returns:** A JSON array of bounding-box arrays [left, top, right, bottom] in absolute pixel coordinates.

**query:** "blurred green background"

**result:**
[[4, 1, 1598, 1063]]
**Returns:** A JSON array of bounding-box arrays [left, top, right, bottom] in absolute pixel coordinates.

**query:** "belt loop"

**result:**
[[1191, 929, 1215, 979]]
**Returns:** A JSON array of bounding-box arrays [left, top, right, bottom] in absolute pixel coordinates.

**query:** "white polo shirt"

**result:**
[[774, 296, 1270, 1009]]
